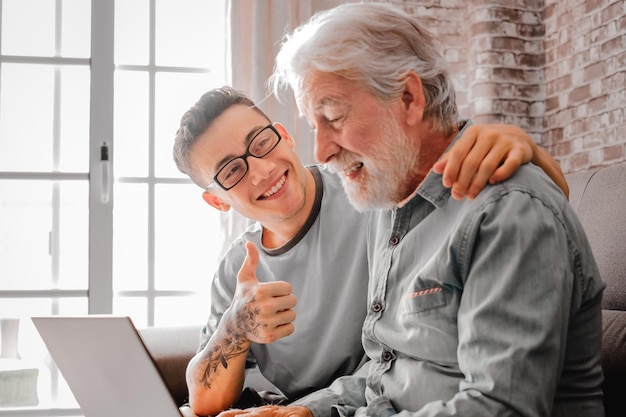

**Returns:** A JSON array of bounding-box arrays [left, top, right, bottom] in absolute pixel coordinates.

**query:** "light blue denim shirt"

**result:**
[[296, 122, 605, 417]]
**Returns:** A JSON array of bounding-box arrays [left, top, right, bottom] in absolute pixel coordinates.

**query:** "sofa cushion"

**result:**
[[568, 164, 626, 311], [566, 169, 594, 213]]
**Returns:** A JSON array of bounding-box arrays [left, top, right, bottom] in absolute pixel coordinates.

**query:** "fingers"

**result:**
[[259, 321, 295, 343], [439, 123, 534, 200], [487, 147, 525, 185], [237, 242, 292, 296], [438, 124, 487, 199], [237, 242, 260, 285], [250, 291, 296, 343], [233, 241, 297, 344], [454, 142, 506, 200], [433, 126, 477, 188]]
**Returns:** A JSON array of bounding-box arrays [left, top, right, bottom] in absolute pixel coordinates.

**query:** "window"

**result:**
[[0, 0, 226, 414]]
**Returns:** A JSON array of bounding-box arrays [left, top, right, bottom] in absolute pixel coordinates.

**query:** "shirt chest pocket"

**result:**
[[396, 280, 460, 364], [401, 284, 447, 314]]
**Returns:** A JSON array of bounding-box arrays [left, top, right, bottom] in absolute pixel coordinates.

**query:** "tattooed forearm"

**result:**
[[200, 302, 265, 388]]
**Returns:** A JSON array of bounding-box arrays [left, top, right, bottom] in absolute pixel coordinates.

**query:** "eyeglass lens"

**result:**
[[216, 126, 280, 189]]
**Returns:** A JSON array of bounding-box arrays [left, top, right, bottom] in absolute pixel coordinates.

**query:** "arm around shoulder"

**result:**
[[532, 146, 569, 199]]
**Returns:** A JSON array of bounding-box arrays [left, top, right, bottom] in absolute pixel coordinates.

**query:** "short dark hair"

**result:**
[[173, 86, 271, 186]]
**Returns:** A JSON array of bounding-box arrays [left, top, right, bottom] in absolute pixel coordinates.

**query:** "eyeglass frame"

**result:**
[[204, 124, 282, 191]]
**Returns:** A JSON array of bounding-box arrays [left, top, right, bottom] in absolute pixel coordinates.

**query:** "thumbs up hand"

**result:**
[[230, 242, 297, 344]]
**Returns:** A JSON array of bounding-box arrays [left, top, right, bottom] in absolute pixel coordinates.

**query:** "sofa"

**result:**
[[565, 162, 626, 417], [140, 162, 626, 417]]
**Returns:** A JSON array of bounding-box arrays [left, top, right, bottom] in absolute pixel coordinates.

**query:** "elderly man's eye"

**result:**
[[327, 116, 343, 127]]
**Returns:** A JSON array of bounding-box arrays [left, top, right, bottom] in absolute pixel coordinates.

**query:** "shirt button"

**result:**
[[382, 351, 393, 362], [372, 302, 383, 313], [389, 236, 399, 245]]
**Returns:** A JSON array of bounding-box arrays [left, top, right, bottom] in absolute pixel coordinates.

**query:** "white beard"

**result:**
[[328, 116, 418, 212]]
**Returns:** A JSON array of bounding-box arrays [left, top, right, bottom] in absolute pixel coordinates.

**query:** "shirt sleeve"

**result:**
[[293, 361, 371, 417]]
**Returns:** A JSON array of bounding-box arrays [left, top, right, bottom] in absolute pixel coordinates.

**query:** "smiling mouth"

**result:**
[[342, 162, 364, 179], [261, 174, 287, 199]]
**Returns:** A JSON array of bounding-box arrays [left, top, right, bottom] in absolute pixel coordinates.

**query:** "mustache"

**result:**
[[326, 150, 362, 174]]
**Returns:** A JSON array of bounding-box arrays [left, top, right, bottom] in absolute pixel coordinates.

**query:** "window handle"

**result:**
[[100, 142, 110, 204]]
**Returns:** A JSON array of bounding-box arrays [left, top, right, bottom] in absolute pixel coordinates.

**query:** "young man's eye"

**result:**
[[251, 137, 268, 152], [222, 163, 243, 181]]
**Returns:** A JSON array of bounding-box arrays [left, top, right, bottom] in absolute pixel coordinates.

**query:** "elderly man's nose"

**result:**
[[314, 127, 341, 163]]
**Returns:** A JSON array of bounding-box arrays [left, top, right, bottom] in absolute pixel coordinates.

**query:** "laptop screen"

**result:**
[[32, 316, 183, 417]]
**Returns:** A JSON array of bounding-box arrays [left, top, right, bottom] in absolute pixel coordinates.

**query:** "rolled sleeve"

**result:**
[[294, 362, 370, 417]]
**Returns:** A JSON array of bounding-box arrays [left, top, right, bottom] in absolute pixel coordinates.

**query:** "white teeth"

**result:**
[[344, 162, 363, 176], [263, 175, 286, 198]]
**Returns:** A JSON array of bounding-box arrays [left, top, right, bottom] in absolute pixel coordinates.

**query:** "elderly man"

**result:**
[[219, 3, 604, 417]]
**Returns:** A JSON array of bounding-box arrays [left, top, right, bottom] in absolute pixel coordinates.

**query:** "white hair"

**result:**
[[270, 2, 459, 135]]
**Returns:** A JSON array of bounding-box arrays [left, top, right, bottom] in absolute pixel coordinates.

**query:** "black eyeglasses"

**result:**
[[205, 124, 282, 191]]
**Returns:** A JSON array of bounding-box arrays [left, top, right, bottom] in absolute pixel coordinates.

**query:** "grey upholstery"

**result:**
[[566, 163, 626, 417], [569, 165, 626, 311]]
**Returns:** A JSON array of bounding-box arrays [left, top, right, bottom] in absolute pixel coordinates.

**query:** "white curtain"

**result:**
[[227, 0, 321, 163], [218, 0, 338, 257]]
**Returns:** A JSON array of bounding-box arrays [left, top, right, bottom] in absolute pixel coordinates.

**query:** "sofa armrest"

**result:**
[[139, 325, 202, 406]]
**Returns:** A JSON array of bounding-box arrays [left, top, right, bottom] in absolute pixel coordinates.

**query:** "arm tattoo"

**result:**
[[200, 301, 265, 388]]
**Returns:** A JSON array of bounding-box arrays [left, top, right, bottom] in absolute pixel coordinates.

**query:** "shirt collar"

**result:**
[[396, 119, 473, 209]]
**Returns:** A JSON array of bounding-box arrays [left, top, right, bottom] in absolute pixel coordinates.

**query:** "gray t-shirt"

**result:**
[[199, 165, 370, 401]]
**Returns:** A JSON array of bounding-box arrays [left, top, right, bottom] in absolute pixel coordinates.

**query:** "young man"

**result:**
[[173, 86, 569, 417], [257, 3, 603, 417]]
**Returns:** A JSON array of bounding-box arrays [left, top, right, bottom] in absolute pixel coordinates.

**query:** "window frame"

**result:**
[[0, 0, 225, 414]]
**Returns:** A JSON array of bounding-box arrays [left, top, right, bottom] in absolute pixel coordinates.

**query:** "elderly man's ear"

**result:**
[[401, 71, 426, 126], [202, 191, 231, 212]]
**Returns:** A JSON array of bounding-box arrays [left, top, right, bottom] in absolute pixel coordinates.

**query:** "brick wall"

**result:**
[[543, 0, 626, 172], [378, 0, 626, 174]]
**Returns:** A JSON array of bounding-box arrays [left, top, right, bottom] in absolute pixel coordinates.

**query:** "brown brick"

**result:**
[[584, 61, 607, 82], [585, 0, 606, 14], [557, 8, 573, 28], [557, 40, 572, 57], [589, 94, 609, 113], [604, 144, 624, 160], [569, 152, 591, 171], [601, 35, 625, 56], [518, 53, 546, 66], [545, 95, 560, 112], [543, 2, 558, 20], [491, 36, 527, 51], [554, 139, 571, 157], [569, 84, 591, 103], [602, 1, 624, 22], [396, 0, 625, 170]]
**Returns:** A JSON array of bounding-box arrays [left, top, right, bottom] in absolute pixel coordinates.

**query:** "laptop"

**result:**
[[31, 315, 183, 417]]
